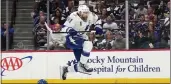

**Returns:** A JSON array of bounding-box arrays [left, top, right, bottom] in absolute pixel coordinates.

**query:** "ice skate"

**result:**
[[77, 62, 93, 75], [61, 66, 68, 80]]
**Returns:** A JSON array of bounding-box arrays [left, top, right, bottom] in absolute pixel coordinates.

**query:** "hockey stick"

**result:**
[[45, 22, 61, 46], [45, 22, 54, 39], [52, 30, 96, 33]]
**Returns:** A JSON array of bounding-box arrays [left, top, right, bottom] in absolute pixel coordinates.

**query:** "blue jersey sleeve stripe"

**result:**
[[66, 27, 72, 34]]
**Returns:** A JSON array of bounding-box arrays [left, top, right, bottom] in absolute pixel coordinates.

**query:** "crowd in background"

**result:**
[[1, 23, 14, 50], [1, 0, 17, 51], [31, 0, 170, 50]]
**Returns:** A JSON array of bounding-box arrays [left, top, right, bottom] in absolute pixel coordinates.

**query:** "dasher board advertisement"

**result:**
[[1, 50, 170, 83]]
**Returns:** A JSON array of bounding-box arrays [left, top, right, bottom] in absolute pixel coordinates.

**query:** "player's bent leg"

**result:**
[[68, 63, 78, 72], [61, 49, 83, 80], [79, 41, 93, 73], [67, 49, 82, 72], [80, 41, 93, 63], [73, 49, 83, 62]]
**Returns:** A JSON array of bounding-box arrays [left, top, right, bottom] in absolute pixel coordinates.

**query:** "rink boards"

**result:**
[[2, 78, 169, 83], [1, 50, 170, 83]]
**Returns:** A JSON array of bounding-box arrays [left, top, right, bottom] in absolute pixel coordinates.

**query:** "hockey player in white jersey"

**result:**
[[60, 5, 103, 80]]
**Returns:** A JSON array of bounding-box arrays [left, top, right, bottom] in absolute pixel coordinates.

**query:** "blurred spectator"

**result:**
[[144, 7, 157, 38], [88, 0, 97, 10], [145, 7, 156, 22], [88, 32, 98, 49], [99, 30, 115, 50], [100, 8, 108, 23], [51, 0, 61, 14], [167, 1, 170, 10], [164, 1, 170, 29], [153, 16, 162, 41], [33, 11, 46, 27], [51, 23, 61, 32], [135, 14, 148, 32], [67, 1, 76, 13], [135, 3, 147, 19], [33, 16, 47, 49], [62, 0, 76, 20], [32, 0, 63, 17], [133, 30, 154, 49], [51, 9, 64, 25], [74, 0, 79, 6], [79, 0, 86, 5], [103, 15, 118, 31], [33, 0, 47, 14], [34, 16, 46, 33], [100, 1, 107, 9], [32, 0, 43, 17], [94, 2, 103, 15], [45, 24, 66, 50], [113, 31, 125, 49], [51, 0, 67, 13], [1, 23, 14, 50], [154, 0, 166, 19], [153, 16, 169, 48], [164, 1, 170, 18], [158, 30, 170, 48], [31, 0, 170, 50], [149, 0, 166, 18]]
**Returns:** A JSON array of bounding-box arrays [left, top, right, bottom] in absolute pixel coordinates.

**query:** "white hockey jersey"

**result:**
[[48, 11, 102, 47], [47, 11, 102, 47], [61, 11, 101, 37]]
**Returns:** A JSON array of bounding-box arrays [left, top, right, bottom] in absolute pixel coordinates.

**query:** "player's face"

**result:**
[[81, 12, 89, 20]]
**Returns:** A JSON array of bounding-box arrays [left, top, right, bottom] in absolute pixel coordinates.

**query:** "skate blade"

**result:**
[[77, 71, 92, 75]]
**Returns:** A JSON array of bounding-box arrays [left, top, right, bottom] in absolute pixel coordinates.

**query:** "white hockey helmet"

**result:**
[[77, 5, 90, 13]]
